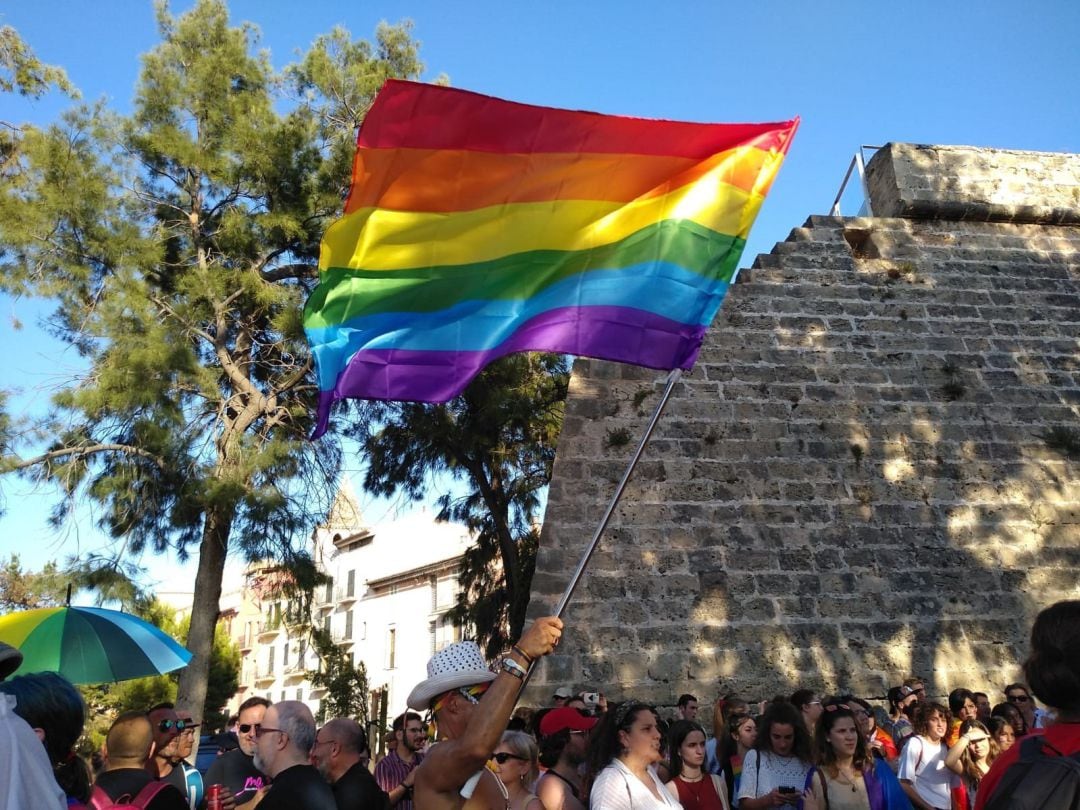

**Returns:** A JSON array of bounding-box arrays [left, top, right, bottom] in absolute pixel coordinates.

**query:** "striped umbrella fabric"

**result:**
[[0, 606, 192, 684]]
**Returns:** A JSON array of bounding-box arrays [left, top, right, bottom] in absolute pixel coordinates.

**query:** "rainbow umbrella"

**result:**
[[0, 605, 192, 684]]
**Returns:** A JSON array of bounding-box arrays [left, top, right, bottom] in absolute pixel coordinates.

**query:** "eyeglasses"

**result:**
[[491, 752, 528, 764], [255, 726, 286, 738], [1006, 694, 1030, 703], [157, 719, 190, 733], [238, 723, 260, 734]]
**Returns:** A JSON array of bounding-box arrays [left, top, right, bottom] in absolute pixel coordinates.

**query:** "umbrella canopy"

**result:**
[[0, 606, 192, 685]]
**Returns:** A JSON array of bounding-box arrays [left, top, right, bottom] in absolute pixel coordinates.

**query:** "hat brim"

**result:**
[[407, 669, 497, 711]]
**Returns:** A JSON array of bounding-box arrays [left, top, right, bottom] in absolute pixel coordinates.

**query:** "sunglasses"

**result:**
[[238, 723, 260, 734], [491, 752, 528, 764], [158, 719, 190, 733], [1007, 695, 1030, 703]]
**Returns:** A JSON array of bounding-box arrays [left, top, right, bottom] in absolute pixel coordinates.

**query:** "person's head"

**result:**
[[676, 694, 699, 721], [1024, 600, 1080, 719], [846, 697, 874, 737], [957, 719, 996, 781], [712, 695, 747, 738], [991, 702, 1026, 736], [146, 702, 180, 762], [552, 687, 573, 708], [813, 707, 869, 773], [914, 702, 950, 743], [948, 688, 978, 724], [174, 709, 198, 760], [406, 640, 496, 738], [103, 711, 155, 769], [974, 692, 992, 723], [0, 671, 89, 800], [887, 686, 913, 717], [253, 701, 316, 778], [903, 677, 927, 701], [755, 701, 812, 763], [986, 716, 1016, 752], [311, 717, 366, 782], [667, 720, 708, 778], [586, 701, 662, 775], [392, 711, 425, 755], [790, 689, 823, 727], [236, 696, 270, 757], [732, 713, 757, 752], [492, 730, 539, 791], [538, 707, 596, 768]]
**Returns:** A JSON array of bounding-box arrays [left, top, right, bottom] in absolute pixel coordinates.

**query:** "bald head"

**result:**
[[321, 717, 366, 754], [106, 711, 154, 767]]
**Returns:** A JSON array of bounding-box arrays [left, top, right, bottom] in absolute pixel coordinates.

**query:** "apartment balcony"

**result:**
[[254, 666, 276, 687], [257, 616, 282, 640], [334, 586, 358, 605], [331, 627, 354, 645], [283, 661, 308, 683]]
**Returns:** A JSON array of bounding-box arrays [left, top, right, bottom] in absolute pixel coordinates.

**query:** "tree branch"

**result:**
[[259, 262, 318, 283], [10, 442, 169, 472]]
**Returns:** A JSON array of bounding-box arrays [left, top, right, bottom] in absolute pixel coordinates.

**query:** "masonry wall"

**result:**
[[524, 143, 1080, 709]]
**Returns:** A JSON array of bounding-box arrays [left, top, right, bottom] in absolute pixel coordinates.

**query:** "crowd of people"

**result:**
[[0, 599, 1076, 810]]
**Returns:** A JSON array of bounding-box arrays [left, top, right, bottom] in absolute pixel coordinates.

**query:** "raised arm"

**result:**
[[415, 617, 563, 799]]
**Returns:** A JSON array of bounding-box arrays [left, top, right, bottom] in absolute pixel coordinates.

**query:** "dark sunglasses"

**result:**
[[158, 719, 189, 732], [238, 723, 261, 734], [1007, 694, 1030, 703], [491, 752, 527, 764]]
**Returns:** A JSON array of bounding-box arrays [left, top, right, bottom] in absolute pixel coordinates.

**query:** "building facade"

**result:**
[[225, 485, 474, 722]]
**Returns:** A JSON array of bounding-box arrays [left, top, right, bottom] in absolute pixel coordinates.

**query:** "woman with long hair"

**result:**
[[715, 714, 756, 807], [706, 696, 748, 776], [588, 701, 683, 809], [944, 719, 996, 810], [665, 720, 730, 810], [984, 717, 1015, 754], [989, 702, 1026, 739], [492, 730, 543, 810], [735, 702, 811, 810], [897, 702, 957, 810], [801, 706, 886, 810]]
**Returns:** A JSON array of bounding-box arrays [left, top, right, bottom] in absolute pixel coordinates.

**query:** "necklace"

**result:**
[[834, 767, 860, 793]]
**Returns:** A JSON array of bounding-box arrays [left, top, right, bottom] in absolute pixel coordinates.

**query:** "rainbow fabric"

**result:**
[[305, 80, 798, 436]]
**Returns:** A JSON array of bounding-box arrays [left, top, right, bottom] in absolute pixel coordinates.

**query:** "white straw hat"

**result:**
[[406, 640, 496, 710]]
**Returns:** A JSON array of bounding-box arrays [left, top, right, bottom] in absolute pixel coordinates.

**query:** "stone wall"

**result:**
[[524, 143, 1080, 710]]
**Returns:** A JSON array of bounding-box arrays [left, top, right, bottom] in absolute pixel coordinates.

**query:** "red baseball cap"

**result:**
[[540, 707, 598, 737]]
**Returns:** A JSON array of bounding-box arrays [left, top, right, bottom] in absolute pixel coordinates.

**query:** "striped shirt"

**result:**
[[374, 749, 424, 810]]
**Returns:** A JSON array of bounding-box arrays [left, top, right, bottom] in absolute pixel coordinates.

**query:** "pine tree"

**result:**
[[0, 1, 425, 721]]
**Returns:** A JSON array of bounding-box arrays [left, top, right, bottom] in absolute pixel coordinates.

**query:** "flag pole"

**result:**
[[553, 366, 682, 620]]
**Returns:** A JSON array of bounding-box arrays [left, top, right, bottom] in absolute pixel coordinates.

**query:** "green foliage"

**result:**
[[0, 2, 427, 718], [605, 427, 632, 449], [0, 554, 69, 611], [0, 26, 77, 99], [308, 626, 368, 723], [356, 353, 569, 657]]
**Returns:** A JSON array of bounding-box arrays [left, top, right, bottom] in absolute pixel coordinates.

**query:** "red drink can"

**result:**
[[207, 784, 224, 810]]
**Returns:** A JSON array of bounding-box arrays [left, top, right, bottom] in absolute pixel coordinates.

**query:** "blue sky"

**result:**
[[1, 0, 1078, 589]]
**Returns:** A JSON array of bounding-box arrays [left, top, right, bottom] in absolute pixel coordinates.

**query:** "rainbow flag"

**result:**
[[305, 80, 797, 436]]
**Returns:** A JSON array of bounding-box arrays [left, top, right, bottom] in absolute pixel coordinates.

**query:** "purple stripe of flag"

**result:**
[[313, 306, 707, 436]]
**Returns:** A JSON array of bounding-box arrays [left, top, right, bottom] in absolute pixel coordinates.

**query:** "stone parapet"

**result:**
[[866, 143, 1080, 225]]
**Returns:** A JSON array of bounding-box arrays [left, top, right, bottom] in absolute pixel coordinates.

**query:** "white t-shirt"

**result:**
[[590, 759, 684, 810], [736, 750, 810, 807], [897, 735, 957, 810]]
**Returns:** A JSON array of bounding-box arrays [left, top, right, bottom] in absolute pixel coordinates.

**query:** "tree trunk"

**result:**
[[175, 503, 234, 725]]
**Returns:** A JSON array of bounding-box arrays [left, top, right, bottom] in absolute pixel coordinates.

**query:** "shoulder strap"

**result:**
[[132, 780, 170, 808], [85, 786, 113, 810], [817, 769, 831, 810]]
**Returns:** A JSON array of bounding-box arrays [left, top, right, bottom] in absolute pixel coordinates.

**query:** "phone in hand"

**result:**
[[779, 786, 800, 795]]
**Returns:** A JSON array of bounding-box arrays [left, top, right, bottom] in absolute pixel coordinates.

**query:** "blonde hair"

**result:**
[[500, 730, 540, 787]]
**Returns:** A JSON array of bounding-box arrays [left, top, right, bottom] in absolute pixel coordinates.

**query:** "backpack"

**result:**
[[83, 781, 170, 810], [983, 735, 1080, 810]]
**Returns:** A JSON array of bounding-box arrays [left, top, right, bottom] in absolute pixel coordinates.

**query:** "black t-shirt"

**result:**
[[332, 761, 389, 810], [203, 749, 268, 806], [95, 768, 189, 810], [258, 764, 337, 810]]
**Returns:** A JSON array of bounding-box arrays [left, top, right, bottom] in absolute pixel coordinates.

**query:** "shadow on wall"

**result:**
[[525, 211, 1080, 708]]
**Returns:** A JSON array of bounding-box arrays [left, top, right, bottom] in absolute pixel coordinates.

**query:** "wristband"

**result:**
[[511, 644, 534, 664], [501, 657, 528, 680]]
